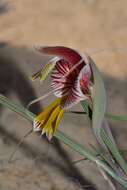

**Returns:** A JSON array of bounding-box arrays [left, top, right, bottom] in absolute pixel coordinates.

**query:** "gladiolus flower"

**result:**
[[32, 46, 93, 140]]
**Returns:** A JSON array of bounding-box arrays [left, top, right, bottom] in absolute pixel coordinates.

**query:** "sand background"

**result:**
[[0, 0, 127, 189]]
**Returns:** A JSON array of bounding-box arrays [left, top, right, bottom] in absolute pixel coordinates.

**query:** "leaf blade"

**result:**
[[0, 94, 127, 188], [90, 59, 127, 175]]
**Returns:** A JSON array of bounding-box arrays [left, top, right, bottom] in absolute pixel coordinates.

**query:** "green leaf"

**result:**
[[90, 59, 106, 140], [89, 61, 112, 170], [72, 148, 127, 164], [107, 113, 127, 121], [0, 94, 127, 188], [80, 100, 89, 114], [90, 59, 127, 175], [67, 111, 127, 122]]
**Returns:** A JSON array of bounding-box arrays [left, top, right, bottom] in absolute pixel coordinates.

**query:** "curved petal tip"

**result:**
[[34, 45, 82, 64]]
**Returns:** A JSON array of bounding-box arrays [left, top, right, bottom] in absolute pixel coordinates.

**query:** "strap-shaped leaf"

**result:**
[[90, 59, 127, 176], [81, 100, 89, 114], [0, 94, 127, 188], [90, 59, 106, 140], [66, 110, 127, 122], [107, 113, 127, 121]]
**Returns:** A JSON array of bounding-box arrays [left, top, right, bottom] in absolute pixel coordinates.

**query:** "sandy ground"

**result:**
[[0, 0, 127, 190]]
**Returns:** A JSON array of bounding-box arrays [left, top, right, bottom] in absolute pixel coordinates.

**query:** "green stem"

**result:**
[[68, 111, 127, 122], [0, 94, 127, 188]]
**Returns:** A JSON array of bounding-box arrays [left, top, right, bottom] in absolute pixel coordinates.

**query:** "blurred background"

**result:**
[[0, 0, 127, 189]]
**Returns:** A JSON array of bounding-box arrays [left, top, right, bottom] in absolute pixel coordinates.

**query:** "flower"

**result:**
[[32, 46, 93, 140]]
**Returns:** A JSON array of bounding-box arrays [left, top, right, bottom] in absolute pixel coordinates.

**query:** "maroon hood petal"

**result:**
[[35, 46, 82, 64]]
